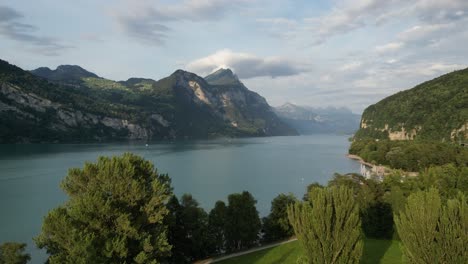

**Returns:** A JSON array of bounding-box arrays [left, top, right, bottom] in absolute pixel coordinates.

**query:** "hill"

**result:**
[[0, 60, 296, 143], [354, 68, 468, 141]]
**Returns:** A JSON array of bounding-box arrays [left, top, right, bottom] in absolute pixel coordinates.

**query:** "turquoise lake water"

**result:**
[[0, 134, 359, 263]]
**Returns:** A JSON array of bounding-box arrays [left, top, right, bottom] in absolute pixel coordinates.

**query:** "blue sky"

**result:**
[[1, 0, 467, 113]]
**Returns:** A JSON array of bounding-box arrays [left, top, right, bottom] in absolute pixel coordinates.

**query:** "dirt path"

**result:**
[[194, 238, 298, 264]]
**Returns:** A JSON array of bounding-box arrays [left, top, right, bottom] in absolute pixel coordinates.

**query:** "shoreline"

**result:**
[[346, 154, 419, 178]]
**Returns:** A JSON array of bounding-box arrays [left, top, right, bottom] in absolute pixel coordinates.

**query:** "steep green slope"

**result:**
[[355, 68, 468, 141]]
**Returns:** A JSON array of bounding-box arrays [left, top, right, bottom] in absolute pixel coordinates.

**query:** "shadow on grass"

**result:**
[[360, 239, 393, 264]]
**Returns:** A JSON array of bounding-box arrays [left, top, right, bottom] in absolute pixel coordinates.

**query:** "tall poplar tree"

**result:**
[[394, 189, 467, 263], [287, 186, 363, 264]]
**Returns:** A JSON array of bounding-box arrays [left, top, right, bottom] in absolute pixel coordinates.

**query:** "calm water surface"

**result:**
[[0, 135, 359, 263]]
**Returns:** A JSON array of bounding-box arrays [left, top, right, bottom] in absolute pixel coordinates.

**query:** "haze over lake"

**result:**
[[0, 134, 359, 263]]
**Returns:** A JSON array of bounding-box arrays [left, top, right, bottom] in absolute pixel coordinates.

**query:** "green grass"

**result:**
[[361, 239, 402, 264], [217, 239, 402, 264]]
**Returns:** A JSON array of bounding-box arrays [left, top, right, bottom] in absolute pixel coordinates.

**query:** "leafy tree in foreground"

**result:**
[[225, 191, 261, 252], [0, 242, 30, 264], [288, 186, 363, 264], [262, 193, 297, 242], [394, 189, 468, 264], [35, 153, 172, 264]]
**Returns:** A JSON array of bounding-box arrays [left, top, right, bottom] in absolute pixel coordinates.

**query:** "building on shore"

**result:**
[[360, 163, 386, 182]]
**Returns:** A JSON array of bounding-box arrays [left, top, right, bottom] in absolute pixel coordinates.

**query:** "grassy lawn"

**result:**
[[217, 239, 402, 264]]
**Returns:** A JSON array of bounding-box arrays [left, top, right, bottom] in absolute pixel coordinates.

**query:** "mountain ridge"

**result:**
[[0, 59, 296, 143], [274, 103, 361, 135]]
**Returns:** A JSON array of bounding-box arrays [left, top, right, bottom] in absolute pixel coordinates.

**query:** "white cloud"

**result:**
[[375, 42, 404, 54], [186, 49, 308, 78], [339, 61, 363, 71]]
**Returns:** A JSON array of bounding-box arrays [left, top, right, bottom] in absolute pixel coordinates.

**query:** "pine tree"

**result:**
[[287, 186, 363, 264], [394, 189, 468, 263]]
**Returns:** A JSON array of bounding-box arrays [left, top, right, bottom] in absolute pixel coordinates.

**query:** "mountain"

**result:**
[[354, 68, 468, 141], [30, 65, 99, 82], [274, 103, 361, 134], [204, 68, 240, 85], [0, 59, 296, 143], [203, 69, 296, 136]]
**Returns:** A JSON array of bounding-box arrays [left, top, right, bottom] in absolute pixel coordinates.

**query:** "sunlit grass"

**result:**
[[217, 239, 402, 264]]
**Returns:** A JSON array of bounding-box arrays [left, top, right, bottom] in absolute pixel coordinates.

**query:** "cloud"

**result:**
[[339, 61, 364, 71], [375, 42, 405, 54], [305, 0, 402, 44], [0, 6, 71, 56], [113, 0, 252, 45], [186, 49, 308, 79], [304, 0, 468, 45]]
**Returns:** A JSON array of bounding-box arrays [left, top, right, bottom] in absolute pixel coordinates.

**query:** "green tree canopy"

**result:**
[[35, 153, 172, 264], [225, 191, 261, 252], [262, 193, 297, 242], [394, 189, 468, 263], [208, 200, 228, 254], [0, 243, 30, 264], [288, 186, 363, 264]]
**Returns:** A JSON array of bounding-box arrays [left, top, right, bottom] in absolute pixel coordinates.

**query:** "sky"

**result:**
[[1, 0, 467, 113]]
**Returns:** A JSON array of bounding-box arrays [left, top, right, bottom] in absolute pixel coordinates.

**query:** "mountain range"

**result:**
[[274, 103, 361, 134], [0, 60, 297, 143]]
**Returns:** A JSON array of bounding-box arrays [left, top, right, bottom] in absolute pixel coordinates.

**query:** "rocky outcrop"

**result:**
[[0, 82, 150, 142], [359, 120, 420, 140], [451, 123, 468, 140]]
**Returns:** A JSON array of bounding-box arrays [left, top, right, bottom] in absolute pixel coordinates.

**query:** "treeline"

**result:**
[[349, 139, 468, 171]]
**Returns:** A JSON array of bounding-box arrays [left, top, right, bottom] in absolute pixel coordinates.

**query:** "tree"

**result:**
[[0, 243, 30, 264], [225, 191, 261, 251], [178, 194, 211, 261], [166, 194, 213, 263], [262, 193, 297, 242], [287, 186, 363, 264], [394, 189, 468, 263], [165, 196, 187, 263], [35, 153, 172, 264], [303, 182, 323, 201], [208, 201, 228, 254]]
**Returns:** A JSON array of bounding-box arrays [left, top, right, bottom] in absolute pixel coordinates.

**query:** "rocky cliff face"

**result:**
[[0, 60, 296, 143], [354, 67, 468, 141], [0, 82, 152, 142]]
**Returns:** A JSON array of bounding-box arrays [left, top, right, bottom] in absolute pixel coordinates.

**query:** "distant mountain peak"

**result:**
[[31, 64, 98, 81], [204, 68, 240, 85]]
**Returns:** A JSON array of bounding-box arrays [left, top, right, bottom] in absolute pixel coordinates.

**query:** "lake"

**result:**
[[0, 134, 359, 263]]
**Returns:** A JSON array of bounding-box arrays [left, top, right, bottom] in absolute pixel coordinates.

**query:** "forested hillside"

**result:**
[[355, 68, 468, 141]]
